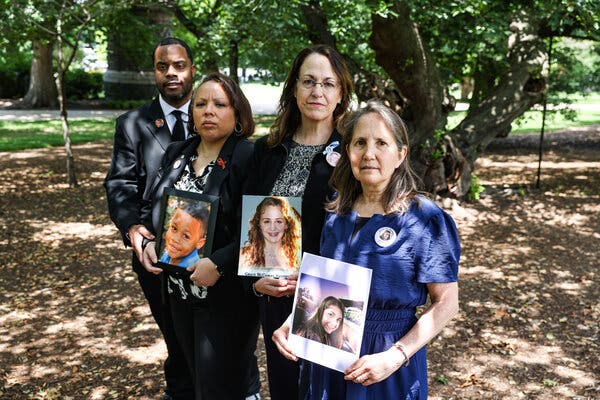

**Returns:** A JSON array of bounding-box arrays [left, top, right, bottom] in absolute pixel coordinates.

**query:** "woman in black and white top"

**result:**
[[244, 44, 354, 400], [141, 72, 260, 400]]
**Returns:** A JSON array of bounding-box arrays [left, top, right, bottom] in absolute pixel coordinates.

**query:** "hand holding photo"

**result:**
[[156, 188, 218, 274], [238, 195, 302, 277], [288, 253, 372, 372]]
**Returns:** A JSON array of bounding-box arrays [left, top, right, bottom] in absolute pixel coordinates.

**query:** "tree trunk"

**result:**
[[453, 15, 547, 156], [369, 1, 447, 146], [22, 40, 58, 108], [368, 3, 548, 198], [54, 10, 78, 188], [229, 39, 239, 83]]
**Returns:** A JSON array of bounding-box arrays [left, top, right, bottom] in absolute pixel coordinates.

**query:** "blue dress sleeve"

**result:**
[[415, 206, 460, 283]]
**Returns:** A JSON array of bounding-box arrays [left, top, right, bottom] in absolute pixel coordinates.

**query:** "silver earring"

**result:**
[[234, 121, 242, 134]]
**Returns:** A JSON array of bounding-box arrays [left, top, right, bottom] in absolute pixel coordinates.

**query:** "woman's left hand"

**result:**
[[344, 348, 405, 386], [188, 258, 220, 287]]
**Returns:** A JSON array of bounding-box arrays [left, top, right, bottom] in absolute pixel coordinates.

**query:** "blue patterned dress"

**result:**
[[300, 196, 460, 399]]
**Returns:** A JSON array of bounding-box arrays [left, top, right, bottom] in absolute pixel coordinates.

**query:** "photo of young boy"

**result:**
[[159, 198, 210, 269]]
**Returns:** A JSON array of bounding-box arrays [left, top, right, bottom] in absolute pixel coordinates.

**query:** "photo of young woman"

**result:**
[[239, 196, 302, 277], [295, 296, 345, 348]]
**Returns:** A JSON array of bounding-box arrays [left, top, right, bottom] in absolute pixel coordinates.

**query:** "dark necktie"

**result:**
[[171, 110, 186, 142]]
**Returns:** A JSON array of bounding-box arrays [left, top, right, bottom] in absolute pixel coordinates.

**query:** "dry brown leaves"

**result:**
[[0, 130, 598, 399]]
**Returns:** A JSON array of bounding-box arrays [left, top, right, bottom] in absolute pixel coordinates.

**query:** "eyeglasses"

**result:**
[[297, 78, 339, 92]]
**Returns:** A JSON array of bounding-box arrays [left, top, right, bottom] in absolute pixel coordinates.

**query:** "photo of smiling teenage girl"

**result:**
[[243, 44, 354, 400], [240, 196, 301, 271]]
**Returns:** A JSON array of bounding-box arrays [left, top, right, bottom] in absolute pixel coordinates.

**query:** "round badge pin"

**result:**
[[374, 227, 396, 247], [155, 118, 165, 128], [326, 151, 341, 167], [173, 159, 182, 169]]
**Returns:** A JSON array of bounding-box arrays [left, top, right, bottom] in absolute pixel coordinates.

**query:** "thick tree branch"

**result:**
[[369, 0, 446, 145], [452, 13, 547, 159]]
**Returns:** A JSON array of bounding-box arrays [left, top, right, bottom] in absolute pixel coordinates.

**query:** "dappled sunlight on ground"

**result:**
[[0, 138, 598, 399]]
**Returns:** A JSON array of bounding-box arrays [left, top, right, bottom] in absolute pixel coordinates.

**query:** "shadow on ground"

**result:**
[[0, 130, 598, 399]]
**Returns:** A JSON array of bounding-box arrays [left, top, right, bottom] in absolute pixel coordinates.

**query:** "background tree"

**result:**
[[293, 0, 599, 197], [2, 1, 59, 107], [9, 0, 126, 187]]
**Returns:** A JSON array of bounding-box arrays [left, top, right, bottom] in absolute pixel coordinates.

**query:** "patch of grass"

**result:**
[[0, 118, 115, 151], [447, 105, 600, 134], [0, 115, 277, 152]]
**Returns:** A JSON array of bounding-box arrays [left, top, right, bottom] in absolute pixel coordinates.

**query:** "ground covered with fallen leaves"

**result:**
[[0, 127, 598, 400]]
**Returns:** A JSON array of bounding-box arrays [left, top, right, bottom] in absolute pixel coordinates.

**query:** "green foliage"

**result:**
[[468, 173, 485, 201], [65, 69, 104, 99], [543, 378, 558, 387], [422, 129, 446, 161], [436, 375, 449, 385], [0, 47, 31, 98], [0, 119, 114, 151], [102, 100, 147, 110]]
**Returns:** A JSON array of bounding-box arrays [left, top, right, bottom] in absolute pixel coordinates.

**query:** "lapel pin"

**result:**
[[216, 157, 227, 170], [374, 227, 396, 247], [173, 157, 183, 169], [155, 119, 165, 128], [326, 151, 341, 167]]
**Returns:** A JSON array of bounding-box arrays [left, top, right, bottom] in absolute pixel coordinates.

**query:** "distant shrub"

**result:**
[[103, 99, 147, 110], [65, 69, 104, 100], [0, 62, 29, 98]]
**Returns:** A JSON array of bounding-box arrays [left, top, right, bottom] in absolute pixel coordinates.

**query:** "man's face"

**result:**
[[153, 44, 196, 108]]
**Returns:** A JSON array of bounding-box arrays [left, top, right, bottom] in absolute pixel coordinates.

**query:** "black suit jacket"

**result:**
[[141, 134, 255, 311], [104, 98, 172, 246]]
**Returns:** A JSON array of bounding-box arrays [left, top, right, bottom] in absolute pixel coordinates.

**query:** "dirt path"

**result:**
[[0, 130, 598, 399]]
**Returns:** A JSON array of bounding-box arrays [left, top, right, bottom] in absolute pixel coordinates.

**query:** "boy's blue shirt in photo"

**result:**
[[160, 249, 201, 268]]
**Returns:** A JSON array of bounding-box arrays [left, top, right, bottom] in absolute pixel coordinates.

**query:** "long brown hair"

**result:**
[[241, 197, 301, 267], [327, 100, 419, 215], [267, 45, 353, 147], [296, 296, 345, 348], [187, 72, 255, 138]]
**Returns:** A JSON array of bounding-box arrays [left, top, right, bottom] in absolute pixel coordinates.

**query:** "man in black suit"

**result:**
[[104, 37, 196, 400]]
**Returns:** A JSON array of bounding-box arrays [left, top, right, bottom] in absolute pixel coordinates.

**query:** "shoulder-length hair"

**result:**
[[187, 72, 255, 138], [326, 100, 419, 215], [298, 296, 345, 348], [267, 45, 353, 147], [241, 196, 301, 267]]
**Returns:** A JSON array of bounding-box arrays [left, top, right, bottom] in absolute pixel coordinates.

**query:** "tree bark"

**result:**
[[453, 15, 547, 155], [22, 40, 58, 108], [55, 5, 78, 188], [229, 39, 239, 83], [369, 1, 447, 146]]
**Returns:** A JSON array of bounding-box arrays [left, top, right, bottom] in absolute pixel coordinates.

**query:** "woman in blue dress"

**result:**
[[273, 100, 460, 399]]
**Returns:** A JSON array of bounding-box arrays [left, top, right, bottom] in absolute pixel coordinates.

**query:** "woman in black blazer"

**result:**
[[140, 72, 260, 400], [244, 44, 354, 400]]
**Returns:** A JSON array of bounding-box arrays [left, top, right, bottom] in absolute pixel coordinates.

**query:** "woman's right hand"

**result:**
[[272, 320, 298, 362], [254, 276, 296, 297], [141, 241, 163, 275]]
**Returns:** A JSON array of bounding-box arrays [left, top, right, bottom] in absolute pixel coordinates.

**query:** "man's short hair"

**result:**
[[151, 37, 193, 65]]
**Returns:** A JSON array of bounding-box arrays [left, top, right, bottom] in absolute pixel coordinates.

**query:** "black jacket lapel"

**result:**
[[203, 134, 238, 196], [144, 98, 171, 151]]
